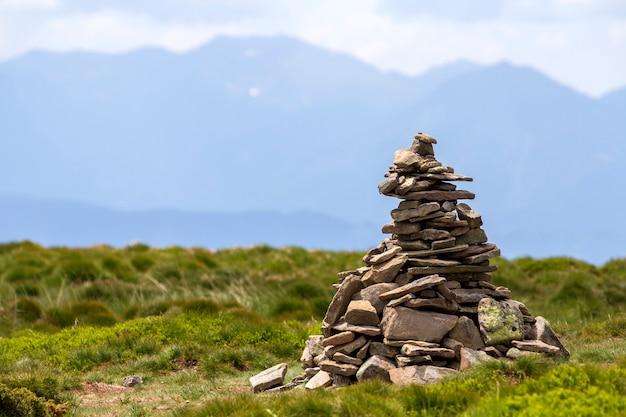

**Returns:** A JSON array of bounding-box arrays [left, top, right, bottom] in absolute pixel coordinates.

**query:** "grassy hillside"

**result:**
[[1, 241, 625, 416]]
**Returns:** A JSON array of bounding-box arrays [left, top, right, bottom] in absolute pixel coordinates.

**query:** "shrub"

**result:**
[[0, 383, 55, 417], [16, 298, 43, 322]]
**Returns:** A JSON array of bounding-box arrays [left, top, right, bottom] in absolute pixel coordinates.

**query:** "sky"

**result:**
[[0, 0, 625, 97]]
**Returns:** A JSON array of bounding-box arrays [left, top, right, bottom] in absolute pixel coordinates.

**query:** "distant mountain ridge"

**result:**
[[1, 35, 624, 264]]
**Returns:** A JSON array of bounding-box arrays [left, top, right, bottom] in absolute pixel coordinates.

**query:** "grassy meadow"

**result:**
[[1, 240, 626, 416]]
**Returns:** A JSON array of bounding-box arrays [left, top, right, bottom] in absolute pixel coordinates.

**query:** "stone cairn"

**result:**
[[250, 132, 569, 392]]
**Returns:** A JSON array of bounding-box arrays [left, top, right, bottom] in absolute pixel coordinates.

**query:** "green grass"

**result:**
[[0, 241, 625, 416]]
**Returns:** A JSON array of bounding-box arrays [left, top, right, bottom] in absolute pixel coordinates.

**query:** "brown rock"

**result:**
[[319, 360, 359, 377], [391, 202, 440, 222], [378, 173, 399, 195], [403, 296, 459, 313], [321, 331, 355, 347], [455, 203, 483, 228], [333, 352, 363, 366], [369, 342, 400, 358], [459, 348, 495, 370], [356, 283, 399, 314], [455, 228, 488, 245], [305, 370, 332, 390], [249, 363, 288, 393], [379, 274, 446, 300], [399, 190, 475, 201], [362, 255, 408, 286], [511, 340, 561, 355], [345, 300, 380, 326], [325, 335, 368, 358], [382, 221, 422, 235], [416, 229, 451, 241], [366, 245, 403, 264], [448, 316, 485, 350], [356, 355, 396, 382], [381, 306, 458, 343], [323, 275, 364, 327], [332, 320, 382, 337], [394, 149, 422, 169], [401, 344, 456, 359]]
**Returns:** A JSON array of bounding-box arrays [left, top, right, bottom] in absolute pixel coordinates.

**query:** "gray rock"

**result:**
[[123, 375, 143, 388], [529, 316, 570, 358], [449, 316, 485, 350], [381, 306, 458, 343], [455, 228, 488, 245], [455, 203, 483, 228], [356, 283, 399, 315], [459, 348, 495, 370], [395, 355, 432, 367], [401, 344, 456, 359], [511, 340, 562, 355], [477, 298, 524, 345], [323, 275, 364, 327], [391, 202, 440, 222], [356, 355, 396, 382], [389, 365, 457, 385], [249, 363, 288, 393], [369, 342, 400, 358], [305, 370, 332, 390]]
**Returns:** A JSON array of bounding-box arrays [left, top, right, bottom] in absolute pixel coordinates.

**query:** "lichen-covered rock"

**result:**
[[477, 298, 524, 345]]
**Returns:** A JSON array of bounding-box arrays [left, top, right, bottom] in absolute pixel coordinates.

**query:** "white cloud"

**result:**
[[0, 0, 624, 96]]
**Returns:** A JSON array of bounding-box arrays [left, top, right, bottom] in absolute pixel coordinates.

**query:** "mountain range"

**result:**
[[1, 35, 624, 264]]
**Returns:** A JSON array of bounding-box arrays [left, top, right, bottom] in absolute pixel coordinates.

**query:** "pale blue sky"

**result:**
[[1, 0, 625, 96]]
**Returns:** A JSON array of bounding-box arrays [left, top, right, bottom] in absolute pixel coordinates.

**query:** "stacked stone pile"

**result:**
[[250, 132, 569, 392]]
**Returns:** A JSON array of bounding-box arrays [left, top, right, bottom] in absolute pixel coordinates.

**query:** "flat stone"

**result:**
[[455, 228, 488, 246], [332, 320, 382, 337], [450, 226, 470, 236], [431, 237, 457, 250], [401, 344, 456, 359], [512, 340, 562, 355], [403, 296, 459, 313], [459, 348, 495, 371], [408, 264, 497, 275], [426, 218, 468, 229], [387, 293, 416, 307], [366, 246, 403, 264], [356, 283, 398, 315], [455, 203, 483, 228], [395, 177, 419, 195], [249, 363, 288, 393], [323, 275, 364, 327], [409, 258, 460, 267], [409, 179, 438, 192], [321, 331, 355, 347], [403, 244, 470, 259], [529, 316, 570, 358], [389, 365, 457, 385], [441, 201, 456, 212], [394, 149, 422, 169], [381, 306, 458, 343], [325, 335, 368, 358], [333, 352, 363, 366], [394, 240, 430, 251], [461, 247, 501, 265], [305, 370, 332, 390], [441, 337, 463, 356], [356, 355, 396, 383], [477, 298, 524, 346], [384, 339, 439, 348], [378, 173, 399, 195], [382, 221, 422, 235], [399, 190, 475, 201], [411, 137, 435, 156], [369, 342, 400, 358], [319, 360, 359, 377], [448, 316, 485, 350], [345, 300, 380, 326], [362, 255, 408, 286], [446, 243, 497, 259], [452, 288, 493, 304], [506, 347, 535, 359], [416, 229, 451, 241], [395, 355, 432, 367], [380, 274, 446, 300], [391, 202, 440, 222]]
